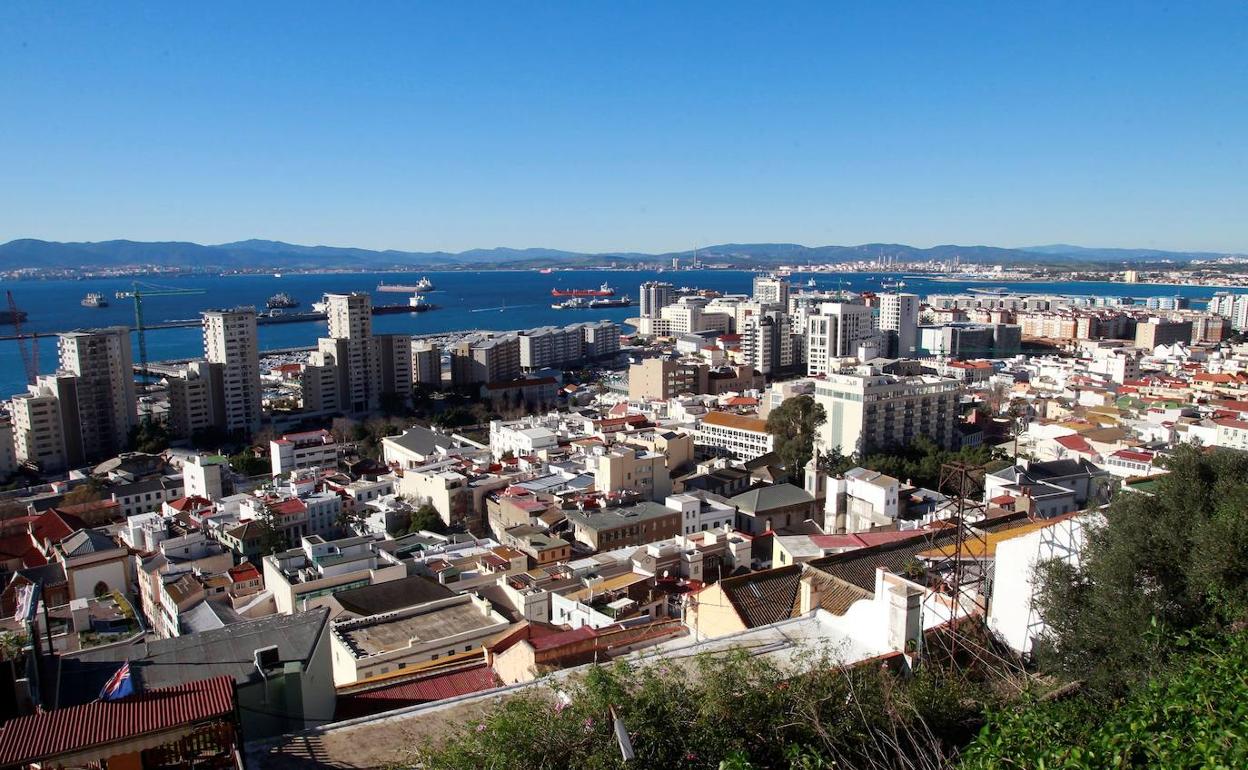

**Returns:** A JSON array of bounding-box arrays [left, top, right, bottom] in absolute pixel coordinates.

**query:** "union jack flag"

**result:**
[[99, 661, 136, 701]]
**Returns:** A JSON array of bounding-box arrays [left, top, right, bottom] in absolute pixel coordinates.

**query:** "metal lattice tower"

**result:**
[[932, 461, 991, 660]]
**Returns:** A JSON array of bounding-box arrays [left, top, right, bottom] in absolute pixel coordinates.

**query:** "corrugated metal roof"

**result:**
[[334, 665, 499, 720], [0, 675, 235, 766]]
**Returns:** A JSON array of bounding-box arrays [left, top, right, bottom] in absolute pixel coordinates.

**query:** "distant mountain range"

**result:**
[[0, 238, 1239, 271]]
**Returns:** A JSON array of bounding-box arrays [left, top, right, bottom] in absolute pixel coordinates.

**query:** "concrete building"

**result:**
[[183, 453, 227, 500], [594, 444, 674, 502], [9, 376, 74, 473], [519, 325, 582, 370], [878, 293, 920, 358], [825, 467, 901, 533], [271, 429, 338, 476], [202, 307, 262, 435], [918, 323, 1021, 359], [450, 334, 522, 386], [806, 303, 875, 376], [263, 534, 407, 615], [312, 293, 413, 414], [165, 360, 224, 440], [627, 358, 708, 401], [0, 417, 16, 480], [565, 500, 682, 550], [57, 327, 137, 460], [639, 281, 674, 319], [1135, 318, 1193, 350], [411, 340, 442, 386], [329, 593, 510, 685], [814, 368, 961, 457], [752, 274, 790, 306], [695, 411, 775, 461]]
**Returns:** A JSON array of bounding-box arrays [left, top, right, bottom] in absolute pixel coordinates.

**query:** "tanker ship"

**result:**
[[550, 282, 615, 298]]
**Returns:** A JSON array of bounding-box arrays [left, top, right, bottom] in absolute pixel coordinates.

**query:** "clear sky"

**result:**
[[2, 2, 1246, 254]]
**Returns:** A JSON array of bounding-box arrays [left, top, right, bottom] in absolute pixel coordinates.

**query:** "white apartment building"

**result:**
[[9, 374, 74, 473], [806, 303, 876, 376], [665, 492, 737, 535], [695, 411, 775, 461], [315, 293, 382, 414], [814, 368, 962, 457], [752, 275, 790, 306], [519, 325, 582, 370], [271, 429, 338, 476], [825, 467, 901, 533], [202, 308, 262, 435], [877, 294, 920, 358], [639, 281, 674, 319], [58, 327, 137, 459]]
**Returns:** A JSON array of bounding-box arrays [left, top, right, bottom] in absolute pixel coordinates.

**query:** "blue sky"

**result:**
[[2, 2, 1246, 253]]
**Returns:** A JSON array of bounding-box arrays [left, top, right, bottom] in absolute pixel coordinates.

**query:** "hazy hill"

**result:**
[[1, 237, 1237, 271]]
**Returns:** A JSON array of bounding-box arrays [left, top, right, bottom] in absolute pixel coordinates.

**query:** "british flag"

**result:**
[[99, 661, 136, 701]]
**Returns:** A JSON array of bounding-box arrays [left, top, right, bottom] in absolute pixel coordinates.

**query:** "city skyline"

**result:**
[[3, 2, 1247, 253]]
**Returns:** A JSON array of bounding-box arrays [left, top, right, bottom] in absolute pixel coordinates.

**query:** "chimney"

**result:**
[[886, 580, 923, 656], [798, 568, 821, 614]]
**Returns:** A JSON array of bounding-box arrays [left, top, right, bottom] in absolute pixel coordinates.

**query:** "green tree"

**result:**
[[1035, 445, 1248, 696], [128, 420, 170, 454], [406, 503, 446, 535], [765, 395, 826, 479], [229, 450, 269, 477]]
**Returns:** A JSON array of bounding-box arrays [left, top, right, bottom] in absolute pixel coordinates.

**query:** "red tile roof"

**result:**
[[0, 676, 235, 766], [1054, 434, 1094, 453], [228, 562, 262, 583], [1111, 449, 1155, 463], [30, 510, 87, 545]]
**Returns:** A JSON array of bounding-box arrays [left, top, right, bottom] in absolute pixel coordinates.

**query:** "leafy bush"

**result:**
[[961, 632, 1248, 769], [407, 649, 978, 770]]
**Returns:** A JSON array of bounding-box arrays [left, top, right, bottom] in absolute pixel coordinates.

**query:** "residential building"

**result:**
[[813, 368, 961, 457], [752, 274, 790, 306], [57, 327, 137, 460], [565, 500, 682, 550], [878, 293, 920, 358], [1135, 318, 1193, 350], [627, 358, 708, 401], [806, 303, 875, 376], [825, 467, 901, 533], [450, 333, 522, 386], [411, 340, 443, 386], [271, 429, 338, 476], [165, 359, 225, 439], [183, 453, 227, 500], [639, 281, 674, 319], [329, 593, 510, 685], [202, 307, 262, 435], [665, 492, 737, 535], [9, 376, 73, 473], [695, 411, 775, 461], [594, 444, 674, 501], [263, 533, 407, 614], [519, 325, 582, 370]]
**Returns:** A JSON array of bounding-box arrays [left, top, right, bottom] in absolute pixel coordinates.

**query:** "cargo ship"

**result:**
[[82, 292, 108, 308], [0, 309, 28, 325], [378, 276, 434, 293], [266, 292, 299, 309], [550, 282, 615, 298], [552, 295, 632, 309]]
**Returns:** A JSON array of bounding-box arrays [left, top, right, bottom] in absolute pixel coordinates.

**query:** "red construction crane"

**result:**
[[6, 290, 38, 385]]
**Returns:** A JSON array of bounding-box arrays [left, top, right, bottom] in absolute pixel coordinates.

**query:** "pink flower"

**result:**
[[476, 723, 486, 732]]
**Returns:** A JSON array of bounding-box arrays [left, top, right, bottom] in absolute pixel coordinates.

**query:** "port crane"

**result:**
[[121, 282, 207, 416], [5, 291, 38, 385]]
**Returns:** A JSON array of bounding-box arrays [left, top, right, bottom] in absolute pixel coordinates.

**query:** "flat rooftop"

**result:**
[[339, 600, 495, 658]]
